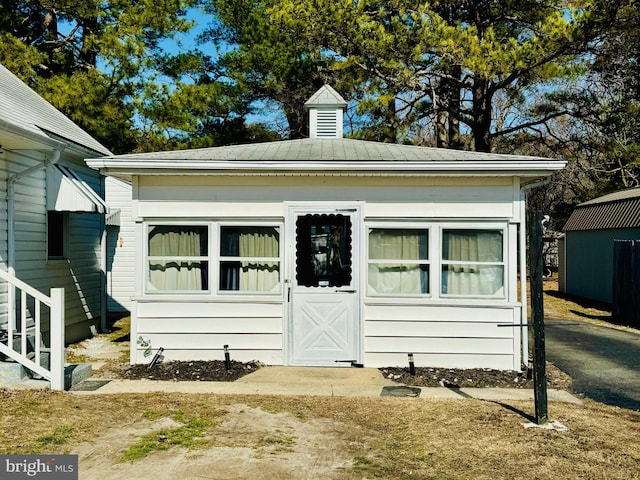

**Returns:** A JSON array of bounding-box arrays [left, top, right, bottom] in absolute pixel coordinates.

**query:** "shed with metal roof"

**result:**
[[560, 188, 640, 303]]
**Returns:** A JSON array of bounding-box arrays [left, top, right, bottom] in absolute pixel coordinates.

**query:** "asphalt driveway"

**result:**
[[544, 319, 640, 411]]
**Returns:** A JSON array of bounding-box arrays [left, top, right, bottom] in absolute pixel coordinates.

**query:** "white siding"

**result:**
[[363, 304, 521, 370], [105, 177, 134, 312], [1, 150, 104, 343], [136, 176, 517, 219], [130, 173, 525, 370], [0, 155, 9, 326], [133, 301, 284, 364]]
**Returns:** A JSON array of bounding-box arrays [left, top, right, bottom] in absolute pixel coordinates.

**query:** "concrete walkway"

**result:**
[[71, 366, 581, 403]]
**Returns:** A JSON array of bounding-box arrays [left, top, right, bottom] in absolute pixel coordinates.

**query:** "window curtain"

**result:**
[[442, 231, 503, 295], [148, 226, 206, 291], [368, 229, 428, 295], [239, 229, 279, 291], [221, 227, 279, 291]]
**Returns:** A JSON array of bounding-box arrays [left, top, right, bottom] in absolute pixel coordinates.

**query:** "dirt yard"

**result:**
[[47, 301, 636, 479], [72, 402, 357, 480], [1, 389, 639, 480]]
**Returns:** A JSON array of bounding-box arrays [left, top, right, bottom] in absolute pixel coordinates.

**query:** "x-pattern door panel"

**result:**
[[289, 209, 359, 366]]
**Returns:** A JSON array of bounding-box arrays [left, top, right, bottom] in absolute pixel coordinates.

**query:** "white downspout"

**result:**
[[519, 177, 551, 369], [100, 182, 108, 333]]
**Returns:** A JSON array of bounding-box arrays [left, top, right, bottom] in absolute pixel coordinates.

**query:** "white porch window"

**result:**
[[441, 229, 504, 297], [219, 226, 280, 293], [367, 228, 429, 296], [147, 225, 209, 292]]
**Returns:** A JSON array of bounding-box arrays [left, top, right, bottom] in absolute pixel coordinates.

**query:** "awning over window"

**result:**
[[46, 164, 108, 214], [106, 208, 121, 226]]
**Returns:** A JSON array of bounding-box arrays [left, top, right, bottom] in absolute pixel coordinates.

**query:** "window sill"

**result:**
[[133, 295, 285, 304], [364, 297, 522, 308]]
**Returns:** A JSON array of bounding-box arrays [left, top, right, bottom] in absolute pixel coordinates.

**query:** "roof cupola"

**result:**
[[304, 85, 347, 139]]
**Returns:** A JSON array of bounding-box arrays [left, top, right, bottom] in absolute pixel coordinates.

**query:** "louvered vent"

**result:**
[[305, 85, 347, 139], [315, 109, 338, 137]]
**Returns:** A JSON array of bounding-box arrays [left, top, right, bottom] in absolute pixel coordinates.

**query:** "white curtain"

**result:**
[[368, 229, 428, 295], [442, 231, 503, 295], [148, 226, 205, 291], [238, 228, 280, 292]]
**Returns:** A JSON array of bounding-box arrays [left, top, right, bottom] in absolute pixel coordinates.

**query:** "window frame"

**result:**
[[365, 224, 432, 298], [47, 211, 68, 260], [216, 222, 283, 295], [145, 222, 211, 295], [439, 224, 507, 299], [364, 221, 509, 302], [143, 221, 283, 297]]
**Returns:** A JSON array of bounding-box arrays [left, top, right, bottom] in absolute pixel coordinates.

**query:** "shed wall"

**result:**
[[565, 228, 640, 303]]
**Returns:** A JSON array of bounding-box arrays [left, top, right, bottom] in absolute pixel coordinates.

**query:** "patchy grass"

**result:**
[[65, 315, 131, 367], [121, 418, 212, 462], [36, 426, 76, 447], [542, 278, 611, 320], [539, 278, 638, 333], [0, 391, 638, 479]]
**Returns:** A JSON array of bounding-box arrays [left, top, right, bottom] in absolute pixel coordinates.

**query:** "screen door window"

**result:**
[[296, 214, 352, 287]]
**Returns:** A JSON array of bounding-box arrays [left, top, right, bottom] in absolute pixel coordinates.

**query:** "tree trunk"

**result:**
[[285, 106, 307, 139], [436, 109, 448, 148], [80, 16, 99, 68], [448, 64, 462, 149], [472, 77, 493, 152]]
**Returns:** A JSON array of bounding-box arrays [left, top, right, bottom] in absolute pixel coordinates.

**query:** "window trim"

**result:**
[[364, 221, 509, 302], [366, 224, 432, 298], [439, 224, 507, 300], [143, 221, 283, 297], [217, 223, 283, 295], [145, 222, 211, 295]]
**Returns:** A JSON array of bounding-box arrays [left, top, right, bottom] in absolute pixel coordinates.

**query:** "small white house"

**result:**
[[88, 86, 565, 370], [0, 62, 112, 347]]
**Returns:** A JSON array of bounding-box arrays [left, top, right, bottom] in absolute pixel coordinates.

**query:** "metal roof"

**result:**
[[86, 138, 566, 182], [90, 137, 558, 163], [0, 63, 112, 156], [87, 138, 566, 179], [563, 188, 640, 231]]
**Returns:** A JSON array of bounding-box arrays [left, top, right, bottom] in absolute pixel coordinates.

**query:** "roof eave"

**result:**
[[0, 119, 111, 158], [86, 159, 565, 182]]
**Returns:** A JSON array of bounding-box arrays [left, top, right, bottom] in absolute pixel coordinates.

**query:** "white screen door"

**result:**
[[288, 208, 360, 366]]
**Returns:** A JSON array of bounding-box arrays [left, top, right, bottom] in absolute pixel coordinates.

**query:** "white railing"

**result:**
[[0, 269, 65, 390]]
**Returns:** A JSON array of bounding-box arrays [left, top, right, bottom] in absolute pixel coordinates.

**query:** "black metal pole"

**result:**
[[529, 211, 548, 424], [408, 353, 415, 376], [224, 344, 231, 370], [148, 347, 164, 369]]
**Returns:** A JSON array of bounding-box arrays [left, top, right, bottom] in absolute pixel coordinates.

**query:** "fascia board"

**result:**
[[86, 158, 566, 174]]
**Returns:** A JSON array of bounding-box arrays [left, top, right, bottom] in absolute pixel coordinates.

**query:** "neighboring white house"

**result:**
[[105, 176, 135, 313], [0, 62, 112, 348], [88, 85, 565, 371]]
